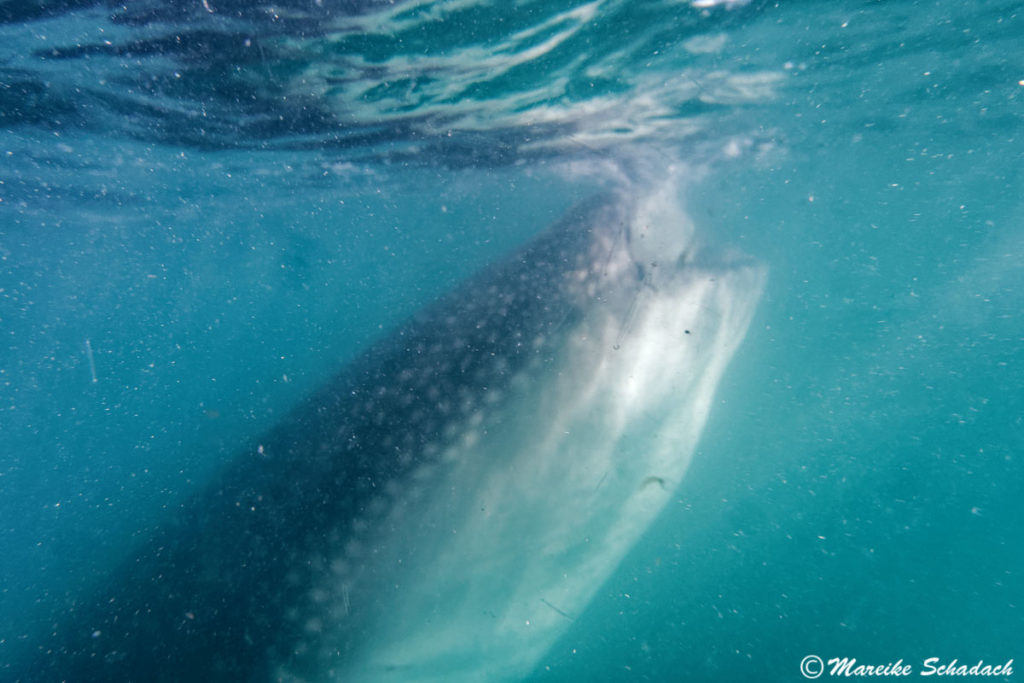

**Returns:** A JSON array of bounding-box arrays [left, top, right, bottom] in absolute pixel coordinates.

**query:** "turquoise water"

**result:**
[[1, 0, 1021, 680]]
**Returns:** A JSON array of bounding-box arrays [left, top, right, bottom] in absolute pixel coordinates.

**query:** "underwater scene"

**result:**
[[0, 0, 1021, 681]]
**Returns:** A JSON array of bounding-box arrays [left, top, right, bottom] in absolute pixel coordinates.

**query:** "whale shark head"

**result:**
[[282, 177, 766, 682]]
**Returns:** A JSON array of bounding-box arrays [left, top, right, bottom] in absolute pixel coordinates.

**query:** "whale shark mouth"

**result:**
[[19, 174, 764, 683]]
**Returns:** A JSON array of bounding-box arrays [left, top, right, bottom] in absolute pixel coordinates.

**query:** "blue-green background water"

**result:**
[[1, 0, 1021, 680]]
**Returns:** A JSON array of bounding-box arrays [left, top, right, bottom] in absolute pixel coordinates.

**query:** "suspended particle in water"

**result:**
[[85, 339, 98, 384]]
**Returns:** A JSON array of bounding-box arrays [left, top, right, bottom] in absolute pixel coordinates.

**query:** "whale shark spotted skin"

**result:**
[[18, 179, 764, 682]]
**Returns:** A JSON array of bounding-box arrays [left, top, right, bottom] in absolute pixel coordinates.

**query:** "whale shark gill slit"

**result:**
[[16, 178, 764, 683]]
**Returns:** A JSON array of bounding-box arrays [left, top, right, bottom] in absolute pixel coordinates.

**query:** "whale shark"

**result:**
[[16, 175, 764, 682]]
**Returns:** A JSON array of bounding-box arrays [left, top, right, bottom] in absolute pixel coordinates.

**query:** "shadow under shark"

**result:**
[[17, 175, 764, 682]]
